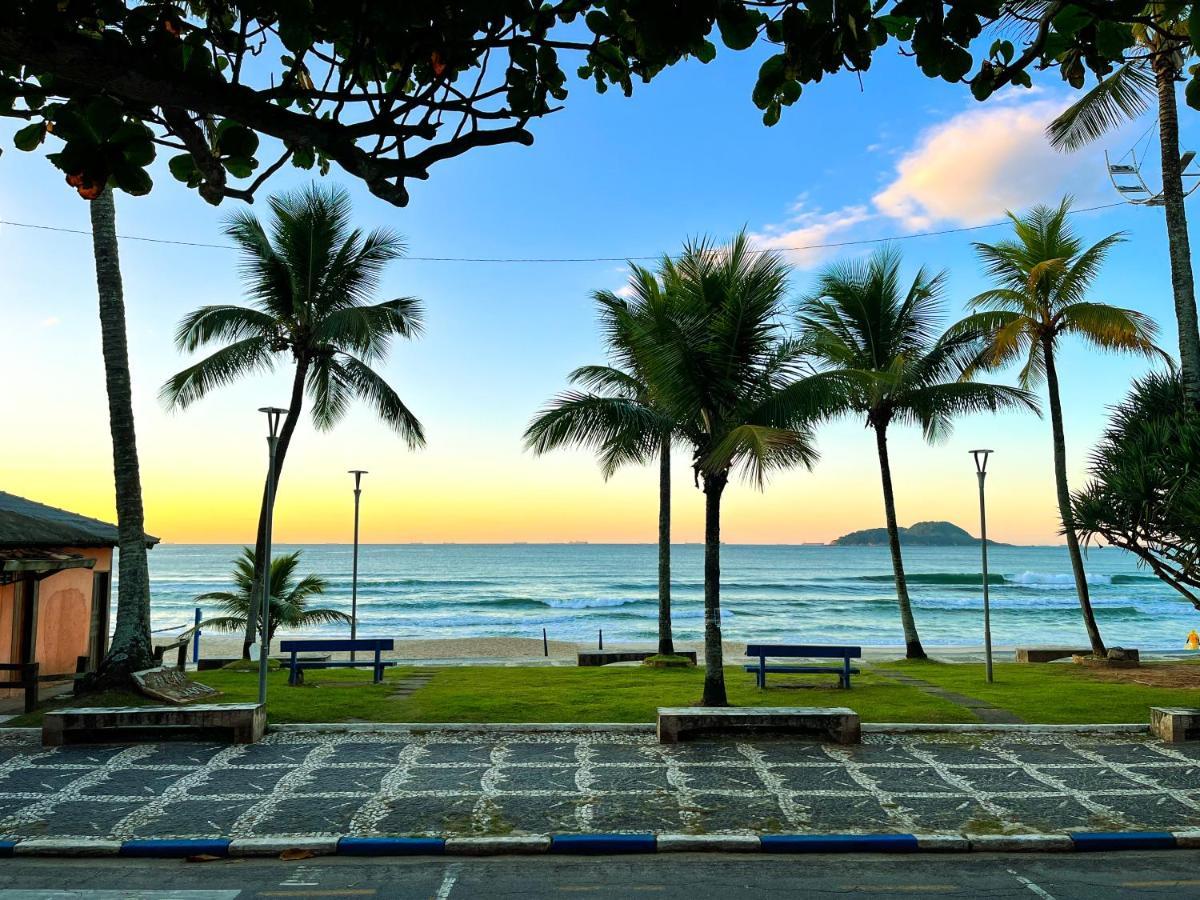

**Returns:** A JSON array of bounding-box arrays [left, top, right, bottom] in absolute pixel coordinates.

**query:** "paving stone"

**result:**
[[689, 794, 790, 833], [225, 744, 317, 767], [495, 765, 578, 793], [503, 742, 578, 764], [489, 795, 580, 833], [1161, 743, 1200, 762], [751, 743, 839, 765], [17, 800, 144, 837], [265, 796, 367, 835], [0, 768, 88, 795], [1004, 745, 1089, 767], [678, 765, 764, 792], [995, 796, 1112, 831], [419, 743, 496, 766], [26, 747, 128, 768], [1105, 793, 1200, 829], [295, 765, 392, 794], [796, 795, 898, 831], [587, 765, 672, 793], [323, 742, 409, 766], [863, 766, 961, 794], [188, 768, 290, 797], [132, 745, 226, 768], [135, 798, 254, 837], [1078, 742, 1170, 765], [80, 768, 185, 798], [588, 744, 661, 765], [911, 744, 1012, 766], [661, 743, 752, 765], [837, 744, 922, 765], [949, 767, 1054, 794], [1123, 764, 1200, 790], [588, 795, 685, 832], [771, 765, 866, 793], [371, 795, 481, 835], [1041, 766, 1147, 793]]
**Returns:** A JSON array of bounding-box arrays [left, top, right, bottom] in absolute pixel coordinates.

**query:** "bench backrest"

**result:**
[[279, 638, 394, 652], [745, 644, 861, 659]]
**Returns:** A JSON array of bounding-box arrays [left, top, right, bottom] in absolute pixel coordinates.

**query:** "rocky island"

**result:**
[[832, 520, 1006, 547]]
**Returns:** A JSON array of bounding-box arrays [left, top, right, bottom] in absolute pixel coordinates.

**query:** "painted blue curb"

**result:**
[[550, 834, 656, 854], [337, 837, 445, 856], [119, 839, 231, 858], [0, 840, 14, 858], [762, 834, 920, 853], [1070, 832, 1177, 852]]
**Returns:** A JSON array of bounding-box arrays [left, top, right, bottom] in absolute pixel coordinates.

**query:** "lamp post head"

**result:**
[[348, 469, 368, 491], [258, 406, 287, 439], [970, 449, 994, 475]]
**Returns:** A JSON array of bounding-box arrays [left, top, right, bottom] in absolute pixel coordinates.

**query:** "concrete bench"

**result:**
[[43, 703, 265, 746], [1151, 707, 1200, 742], [577, 650, 698, 667], [657, 706, 860, 744], [1015, 648, 1091, 663]]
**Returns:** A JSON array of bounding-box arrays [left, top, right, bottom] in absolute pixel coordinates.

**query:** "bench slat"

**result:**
[[742, 665, 861, 675], [744, 644, 861, 658], [279, 639, 394, 652]]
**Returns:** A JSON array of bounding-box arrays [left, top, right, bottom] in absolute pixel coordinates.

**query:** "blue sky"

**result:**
[[0, 42, 1191, 545]]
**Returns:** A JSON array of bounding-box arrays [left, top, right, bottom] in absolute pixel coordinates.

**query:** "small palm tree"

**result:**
[[800, 247, 1039, 660], [1045, 5, 1200, 403], [953, 198, 1161, 657], [197, 548, 351, 652], [525, 270, 681, 656], [163, 184, 425, 657], [636, 232, 841, 705]]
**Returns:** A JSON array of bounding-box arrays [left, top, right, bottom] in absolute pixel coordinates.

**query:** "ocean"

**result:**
[[130, 543, 1197, 651]]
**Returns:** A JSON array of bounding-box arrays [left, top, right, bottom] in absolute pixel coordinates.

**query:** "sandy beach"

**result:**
[[163, 633, 1007, 664]]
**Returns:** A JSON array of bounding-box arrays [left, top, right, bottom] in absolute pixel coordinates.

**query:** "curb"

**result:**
[[4, 830, 1197, 858], [862, 723, 1149, 734], [270, 723, 656, 735]]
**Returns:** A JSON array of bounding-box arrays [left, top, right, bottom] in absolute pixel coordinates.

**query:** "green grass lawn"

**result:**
[[5, 658, 1193, 726], [875, 658, 1199, 724]]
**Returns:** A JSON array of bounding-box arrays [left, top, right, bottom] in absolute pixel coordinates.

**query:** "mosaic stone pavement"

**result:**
[[0, 730, 1198, 840]]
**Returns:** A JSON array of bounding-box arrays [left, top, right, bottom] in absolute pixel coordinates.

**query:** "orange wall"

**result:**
[[1, 548, 110, 697]]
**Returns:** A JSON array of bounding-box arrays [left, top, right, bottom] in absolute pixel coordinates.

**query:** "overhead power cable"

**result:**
[[0, 201, 1127, 263]]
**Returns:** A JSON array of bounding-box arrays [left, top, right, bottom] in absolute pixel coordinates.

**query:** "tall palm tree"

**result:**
[[800, 247, 1039, 660], [196, 548, 351, 653], [634, 232, 840, 705], [1045, 6, 1200, 403], [90, 186, 155, 682], [162, 184, 425, 657], [953, 199, 1161, 657], [524, 269, 681, 656]]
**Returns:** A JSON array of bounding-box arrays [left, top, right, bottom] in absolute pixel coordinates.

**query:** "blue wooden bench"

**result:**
[[279, 638, 397, 686], [744, 644, 862, 689]]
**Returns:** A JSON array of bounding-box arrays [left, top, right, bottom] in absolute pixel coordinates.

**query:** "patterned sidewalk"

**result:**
[[1, 729, 1198, 840]]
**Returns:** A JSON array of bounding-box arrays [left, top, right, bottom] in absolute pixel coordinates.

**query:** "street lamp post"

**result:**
[[348, 470, 367, 662], [257, 407, 287, 707], [971, 449, 994, 684]]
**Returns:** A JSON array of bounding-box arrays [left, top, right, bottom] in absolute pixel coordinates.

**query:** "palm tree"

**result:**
[[799, 247, 1039, 660], [524, 269, 681, 656], [162, 184, 425, 657], [196, 548, 350, 652], [90, 186, 155, 682], [1045, 6, 1200, 403], [953, 199, 1161, 657], [634, 232, 840, 705]]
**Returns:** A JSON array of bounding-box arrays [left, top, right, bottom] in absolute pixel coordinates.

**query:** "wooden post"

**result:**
[[22, 662, 39, 715]]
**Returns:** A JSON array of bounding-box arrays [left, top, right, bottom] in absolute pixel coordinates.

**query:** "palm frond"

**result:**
[[160, 336, 275, 409], [173, 305, 278, 353], [1056, 302, 1162, 356], [336, 353, 426, 448], [312, 297, 424, 360], [1047, 62, 1156, 152]]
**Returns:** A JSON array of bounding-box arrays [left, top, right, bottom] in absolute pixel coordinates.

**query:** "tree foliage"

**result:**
[[1074, 371, 1200, 611], [2, 2, 1189, 204]]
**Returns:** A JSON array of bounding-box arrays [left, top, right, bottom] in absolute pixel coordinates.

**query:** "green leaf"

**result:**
[[217, 123, 259, 159], [112, 162, 152, 196], [762, 101, 781, 127], [694, 40, 716, 64], [1186, 72, 1200, 111], [13, 122, 46, 151], [1052, 4, 1092, 37], [169, 152, 199, 183], [717, 7, 761, 51]]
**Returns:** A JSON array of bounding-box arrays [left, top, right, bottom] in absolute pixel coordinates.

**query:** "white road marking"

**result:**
[[280, 864, 322, 886], [1007, 868, 1057, 900], [434, 862, 463, 900]]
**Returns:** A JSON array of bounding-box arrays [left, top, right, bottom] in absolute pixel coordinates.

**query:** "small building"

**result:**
[[0, 492, 158, 705]]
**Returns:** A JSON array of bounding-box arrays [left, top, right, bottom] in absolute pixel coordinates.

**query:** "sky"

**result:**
[[0, 39, 1192, 547]]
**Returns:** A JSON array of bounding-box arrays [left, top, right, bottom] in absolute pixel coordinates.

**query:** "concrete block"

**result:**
[[228, 837, 339, 857], [14, 838, 122, 856], [1150, 707, 1200, 742], [444, 836, 551, 855], [914, 834, 971, 852], [657, 707, 860, 744], [655, 834, 761, 852], [967, 834, 1073, 852]]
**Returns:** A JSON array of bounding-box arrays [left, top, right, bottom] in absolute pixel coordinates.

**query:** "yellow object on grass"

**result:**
[[1187, 629, 1200, 651]]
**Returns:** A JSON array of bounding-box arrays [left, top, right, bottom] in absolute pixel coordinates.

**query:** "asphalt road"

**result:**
[[0, 852, 1198, 899]]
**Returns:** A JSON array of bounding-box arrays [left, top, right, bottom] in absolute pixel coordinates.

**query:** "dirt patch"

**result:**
[[1083, 662, 1200, 689]]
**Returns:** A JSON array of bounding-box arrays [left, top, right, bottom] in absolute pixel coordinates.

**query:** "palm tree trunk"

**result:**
[[1153, 51, 1200, 406], [90, 187, 154, 682], [657, 435, 675, 657], [1043, 337, 1106, 657], [873, 421, 926, 660], [241, 358, 309, 657], [700, 471, 728, 706]]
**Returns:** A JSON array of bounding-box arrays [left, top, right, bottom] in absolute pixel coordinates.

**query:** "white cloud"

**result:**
[[872, 95, 1104, 229], [749, 202, 874, 269]]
